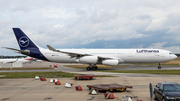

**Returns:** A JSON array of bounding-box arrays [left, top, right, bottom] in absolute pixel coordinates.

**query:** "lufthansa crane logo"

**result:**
[[19, 36, 29, 47]]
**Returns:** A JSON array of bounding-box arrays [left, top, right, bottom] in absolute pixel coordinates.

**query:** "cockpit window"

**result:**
[[169, 53, 173, 54]]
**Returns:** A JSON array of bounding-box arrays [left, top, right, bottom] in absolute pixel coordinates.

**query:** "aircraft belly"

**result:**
[[45, 54, 78, 63]]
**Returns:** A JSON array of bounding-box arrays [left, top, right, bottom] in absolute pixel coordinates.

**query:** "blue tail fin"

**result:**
[[12, 28, 48, 61], [12, 28, 39, 50]]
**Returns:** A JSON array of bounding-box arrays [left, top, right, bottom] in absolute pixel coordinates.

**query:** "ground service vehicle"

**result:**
[[154, 82, 180, 101]]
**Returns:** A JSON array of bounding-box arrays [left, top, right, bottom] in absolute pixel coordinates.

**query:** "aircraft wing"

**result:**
[[46, 45, 118, 59], [46, 45, 91, 57]]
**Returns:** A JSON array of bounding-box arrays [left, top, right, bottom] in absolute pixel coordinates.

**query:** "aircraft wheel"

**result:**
[[95, 66, 98, 70], [158, 66, 161, 69]]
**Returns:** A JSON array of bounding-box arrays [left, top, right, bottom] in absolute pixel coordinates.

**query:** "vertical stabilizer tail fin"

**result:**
[[12, 28, 40, 50]]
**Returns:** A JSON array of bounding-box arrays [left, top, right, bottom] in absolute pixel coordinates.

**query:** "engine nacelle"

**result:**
[[102, 59, 119, 66], [79, 56, 98, 64]]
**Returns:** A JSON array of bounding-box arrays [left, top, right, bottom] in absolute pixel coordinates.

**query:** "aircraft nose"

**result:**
[[172, 54, 177, 59]]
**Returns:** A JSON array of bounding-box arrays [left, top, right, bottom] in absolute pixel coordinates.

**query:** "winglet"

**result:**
[[46, 45, 60, 52]]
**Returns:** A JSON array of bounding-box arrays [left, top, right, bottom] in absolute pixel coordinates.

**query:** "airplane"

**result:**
[[3, 28, 177, 70], [0, 56, 34, 64]]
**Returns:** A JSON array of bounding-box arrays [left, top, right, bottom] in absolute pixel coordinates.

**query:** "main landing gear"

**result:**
[[86, 64, 98, 71], [158, 63, 161, 69]]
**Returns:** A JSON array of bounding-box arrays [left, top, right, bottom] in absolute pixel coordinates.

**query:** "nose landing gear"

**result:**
[[158, 63, 161, 69]]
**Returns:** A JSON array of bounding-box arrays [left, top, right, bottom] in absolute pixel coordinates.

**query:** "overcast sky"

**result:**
[[1, 0, 180, 55]]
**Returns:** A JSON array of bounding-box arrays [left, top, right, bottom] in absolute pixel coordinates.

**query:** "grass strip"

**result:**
[[0, 67, 54, 70], [0, 71, 78, 79], [101, 70, 180, 75], [0, 71, 113, 79]]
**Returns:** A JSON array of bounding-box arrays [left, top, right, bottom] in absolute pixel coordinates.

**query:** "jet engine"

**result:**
[[102, 59, 119, 66], [79, 56, 98, 64]]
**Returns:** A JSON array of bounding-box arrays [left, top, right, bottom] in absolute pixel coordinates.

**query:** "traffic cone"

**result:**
[[54, 79, 58, 82], [109, 93, 115, 99], [41, 78, 46, 81], [128, 97, 132, 101], [55, 80, 61, 85], [89, 88, 98, 95], [75, 85, 82, 91], [91, 89, 97, 95], [50, 79, 53, 83], [35, 76, 40, 80], [104, 92, 114, 99], [77, 86, 82, 91], [104, 92, 108, 96], [65, 83, 72, 88], [75, 85, 78, 89], [104, 92, 109, 99], [56, 81, 61, 85]]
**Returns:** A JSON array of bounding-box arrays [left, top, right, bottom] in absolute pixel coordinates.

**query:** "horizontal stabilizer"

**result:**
[[2, 47, 30, 55]]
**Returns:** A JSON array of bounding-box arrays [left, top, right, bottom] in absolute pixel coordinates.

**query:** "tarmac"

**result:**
[[1, 62, 180, 101]]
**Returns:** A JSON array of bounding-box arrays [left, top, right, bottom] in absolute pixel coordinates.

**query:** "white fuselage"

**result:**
[[39, 48, 177, 64]]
